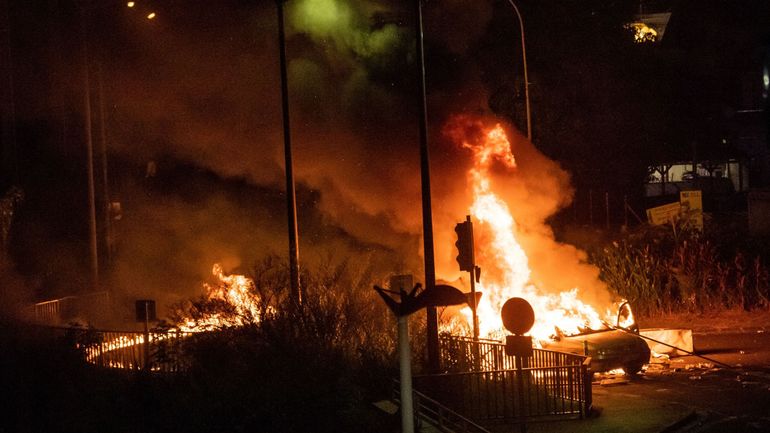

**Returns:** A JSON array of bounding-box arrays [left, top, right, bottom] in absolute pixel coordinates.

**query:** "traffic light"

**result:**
[[454, 219, 475, 272]]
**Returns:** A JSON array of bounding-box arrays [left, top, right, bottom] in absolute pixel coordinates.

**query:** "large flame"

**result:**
[[84, 264, 261, 369], [178, 264, 265, 332], [449, 120, 616, 343]]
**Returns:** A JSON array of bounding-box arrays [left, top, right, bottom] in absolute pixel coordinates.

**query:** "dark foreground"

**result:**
[[0, 322, 395, 433]]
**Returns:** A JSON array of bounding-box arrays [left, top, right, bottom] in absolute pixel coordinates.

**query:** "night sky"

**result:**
[[1, 0, 768, 317]]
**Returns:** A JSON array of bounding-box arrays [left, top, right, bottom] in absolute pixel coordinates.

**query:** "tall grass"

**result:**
[[3, 257, 413, 433], [165, 256, 411, 432], [591, 222, 770, 316]]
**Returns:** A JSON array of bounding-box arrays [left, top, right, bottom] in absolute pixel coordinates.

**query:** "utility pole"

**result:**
[[1, 0, 18, 185], [276, 0, 301, 306], [80, 6, 99, 291], [96, 65, 113, 264], [414, 0, 439, 372]]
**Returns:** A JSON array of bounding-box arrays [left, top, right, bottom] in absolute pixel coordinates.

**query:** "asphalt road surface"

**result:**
[[603, 330, 770, 432]]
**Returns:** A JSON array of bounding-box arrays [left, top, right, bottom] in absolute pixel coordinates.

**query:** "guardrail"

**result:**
[[417, 334, 591, 423]]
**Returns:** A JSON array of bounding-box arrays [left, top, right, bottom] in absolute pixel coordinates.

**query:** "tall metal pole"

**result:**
[[414, 0, 440, 372], [1, 0, 18, 184], [80, 7, 99, 291], [398, 315, 415, 433], [506, 0, 532, 141], [276, 0, 301, 305], [97, 65, 113, 264]]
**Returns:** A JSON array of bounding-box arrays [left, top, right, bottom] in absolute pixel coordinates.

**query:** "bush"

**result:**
[[2, 258, 404, 433], [591, 221, 770, 316], [171, 257, 399, 433]]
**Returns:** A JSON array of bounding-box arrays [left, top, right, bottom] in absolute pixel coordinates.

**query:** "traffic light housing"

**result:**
[[454, 219, 475, 272]]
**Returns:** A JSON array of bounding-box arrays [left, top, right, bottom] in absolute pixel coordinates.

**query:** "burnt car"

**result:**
[[542, 302, 651, 374]]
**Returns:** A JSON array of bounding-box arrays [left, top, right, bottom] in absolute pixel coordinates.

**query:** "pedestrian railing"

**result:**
[[30, 291, 111, 325], [416, 334, 592, 423], [61, 326, 194, 372], [392, 380, 491, 433]]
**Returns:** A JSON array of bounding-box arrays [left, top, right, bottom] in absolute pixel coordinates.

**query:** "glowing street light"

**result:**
[[147, 12, 156, 20], [126, 1, 135, 7]]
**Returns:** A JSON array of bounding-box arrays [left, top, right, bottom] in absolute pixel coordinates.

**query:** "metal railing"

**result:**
[[439, 335, 587, 372], [32, 298, 69, 323], [416, 334, 592, 423], [64, 327, 194, 372], [393, 380, 491, 433], [30, 291, 111, 325]]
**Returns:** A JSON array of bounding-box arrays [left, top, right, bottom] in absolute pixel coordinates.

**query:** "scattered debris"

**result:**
[[600, 376, 630, 386]]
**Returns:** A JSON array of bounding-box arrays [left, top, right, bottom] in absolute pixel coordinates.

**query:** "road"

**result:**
[[599, 330, 770, 432]]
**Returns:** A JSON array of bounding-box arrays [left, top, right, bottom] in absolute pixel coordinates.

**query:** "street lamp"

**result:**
[[78, 1, 156, 289], [275, 0, 302, 306], [78, 5, 99, 291], [505, 0, 532, 142]]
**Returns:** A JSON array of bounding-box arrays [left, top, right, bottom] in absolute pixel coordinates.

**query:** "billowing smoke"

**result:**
[[96, 0, 496, 300], [13, 0, 610, 318], [433, 114, 612, 319]]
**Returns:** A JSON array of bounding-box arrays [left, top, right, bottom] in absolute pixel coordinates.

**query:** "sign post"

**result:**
[[135, 299, 156, 370], [501, 297, 535, 433], [374, 281, 472, 433]]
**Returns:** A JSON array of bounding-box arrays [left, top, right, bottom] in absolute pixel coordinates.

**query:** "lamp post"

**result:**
[[77, 1, 158, 290], [78, 5, 99, 292], [413, 0, 440, 373], [276, 0, 302, 306], [505, 0, 532, 142]]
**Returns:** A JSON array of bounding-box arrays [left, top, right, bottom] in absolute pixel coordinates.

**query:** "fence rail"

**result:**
[[422, 334, 592, 423], [30, 291, 111, 325], [61, 327, 195, 372], [393, 380, 491, 433]]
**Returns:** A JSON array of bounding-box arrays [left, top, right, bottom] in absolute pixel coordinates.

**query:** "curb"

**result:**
[[692, 327, 770, 335]]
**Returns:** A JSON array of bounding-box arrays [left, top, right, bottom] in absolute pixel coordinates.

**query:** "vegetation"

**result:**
[[2, 258, 412, 433], [591, 219, 770, 316]]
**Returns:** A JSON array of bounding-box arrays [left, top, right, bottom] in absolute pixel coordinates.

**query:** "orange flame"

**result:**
[[179, 264, 265, 331], [447, 119, 617, 343]]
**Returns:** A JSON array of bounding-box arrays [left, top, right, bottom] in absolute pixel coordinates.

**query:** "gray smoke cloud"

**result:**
[[91, 0, 611, 316], [102, 0, 495, 284]]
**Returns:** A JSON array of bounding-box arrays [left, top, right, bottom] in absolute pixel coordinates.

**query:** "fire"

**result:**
[[178, 264, 265, 331], [447, 119, 619, 343], [83, 264, 262, 369]]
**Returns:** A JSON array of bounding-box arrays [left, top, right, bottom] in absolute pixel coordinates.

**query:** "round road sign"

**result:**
[[500, 297, 535, 335]]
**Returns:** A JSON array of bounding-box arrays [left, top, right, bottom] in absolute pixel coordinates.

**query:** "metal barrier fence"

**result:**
[[65, 327, 194, 372], [32, 298, 71, 324], [439, 335, 588, 373], [30, 291, 111, 325], [416, 334, 592, 423]]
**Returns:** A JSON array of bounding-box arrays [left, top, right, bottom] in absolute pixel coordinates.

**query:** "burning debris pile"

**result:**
[[439, 115, 623, 344], [173, 264, 269, 332]]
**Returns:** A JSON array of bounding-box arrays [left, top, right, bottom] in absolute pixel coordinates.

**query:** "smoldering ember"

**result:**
[[2, 1, 770, 432]]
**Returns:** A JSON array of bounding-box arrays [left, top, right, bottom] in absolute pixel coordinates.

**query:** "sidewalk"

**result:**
[[640, 310, 770, 335], [495, 384, 693, 433]]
